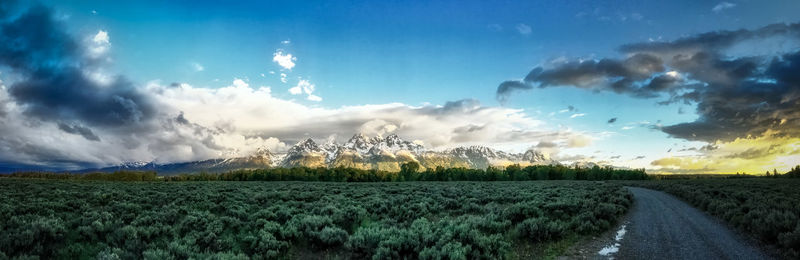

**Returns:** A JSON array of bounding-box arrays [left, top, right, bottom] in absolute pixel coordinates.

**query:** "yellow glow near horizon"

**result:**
[[651, 130, 800, 175]]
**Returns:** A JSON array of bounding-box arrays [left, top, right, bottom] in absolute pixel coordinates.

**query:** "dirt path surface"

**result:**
[[600, 187, 770, 260]]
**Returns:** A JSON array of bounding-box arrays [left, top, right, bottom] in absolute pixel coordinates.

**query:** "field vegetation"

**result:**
[[0, 179, 631, 259]]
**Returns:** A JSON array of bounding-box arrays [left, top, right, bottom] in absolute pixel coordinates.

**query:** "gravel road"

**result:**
[[610, 187, 769, 260]]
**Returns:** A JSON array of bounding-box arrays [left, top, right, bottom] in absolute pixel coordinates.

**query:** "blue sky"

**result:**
[[1, 0, 799, 172], [48, 0, 798, 105]]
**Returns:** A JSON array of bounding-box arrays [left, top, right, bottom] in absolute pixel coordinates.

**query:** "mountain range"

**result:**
[[79, 133, 559, 175]]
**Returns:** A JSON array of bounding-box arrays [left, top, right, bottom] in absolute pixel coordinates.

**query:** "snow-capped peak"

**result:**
[[251, 147, 272, 159], [449, 146, 501, 159], [288, 138, 322, 155], [119, 161, 154, 168], [523, 149, 551, 163], [343, 133, 371, 152]]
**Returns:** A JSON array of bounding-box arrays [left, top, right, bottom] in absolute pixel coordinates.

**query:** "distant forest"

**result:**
[[2, 162, 649, 182], [5, 163, 800, 182]]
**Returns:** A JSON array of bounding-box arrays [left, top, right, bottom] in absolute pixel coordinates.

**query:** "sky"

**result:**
[[0, 0, 799, 174]]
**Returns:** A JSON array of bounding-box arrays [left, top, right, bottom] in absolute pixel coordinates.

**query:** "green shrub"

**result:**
[[0, 179, 631, 259], [515, 217, 566, 241]]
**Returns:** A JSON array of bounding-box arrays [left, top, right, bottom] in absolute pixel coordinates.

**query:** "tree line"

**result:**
[[1, 162, 648, 182], [2, 170, 157, 181], [162, 163, 649, 181]]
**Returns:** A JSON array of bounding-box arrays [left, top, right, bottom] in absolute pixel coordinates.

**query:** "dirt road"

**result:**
[[603, 187, 769, 259]]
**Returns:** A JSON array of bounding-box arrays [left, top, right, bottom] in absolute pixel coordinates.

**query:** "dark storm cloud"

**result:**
[[723, 145, 782, 160], [496, 53, 666, 99], [0, 4, 155, 128], [497, 22, 800, 142], [57, 123, 100, 141], [496, 80, 531, 103], [618, 23, 800, 54], [175, 112, 190, 125], [607, 117, 617, 124], [661, 50, 800, 141]]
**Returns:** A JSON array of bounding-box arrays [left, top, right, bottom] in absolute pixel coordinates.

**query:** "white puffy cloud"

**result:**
[[93, 30, 109, 44], [307, 94, 322, 102], [288, 79, 321, 101], [0, 76, 593, 169], [288, 86, 302, 95], [88, 30, 110, 57], [272, 50, 296, 70], [232, 78, 248, 88]]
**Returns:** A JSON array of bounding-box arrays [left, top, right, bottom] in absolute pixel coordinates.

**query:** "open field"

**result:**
[[624, 179, 800, 258], [0, 179, 631, 259]]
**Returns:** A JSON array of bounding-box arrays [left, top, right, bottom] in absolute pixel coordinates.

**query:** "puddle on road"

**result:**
[[598, 223, 627, 258]]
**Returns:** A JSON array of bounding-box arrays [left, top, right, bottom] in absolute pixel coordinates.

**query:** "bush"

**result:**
[[515, 217, 566, 241], [0, 179, 631, 259]]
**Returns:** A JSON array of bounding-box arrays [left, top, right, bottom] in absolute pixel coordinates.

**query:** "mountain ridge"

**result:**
[[77, 133, 559, 175]]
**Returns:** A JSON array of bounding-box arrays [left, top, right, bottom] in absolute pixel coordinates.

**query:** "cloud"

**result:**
[[607, 117, 617, 124], [288, 85, 302, 95], [0, 4, 156, 129], [88, 30, 111, 58], [650, 130, 800, 174], [307, 94, 322, 102], [280, 73, 288, 83], [289, 86, 303, 95], [497, 22, 800, 143], [57, 123, 100, 141], [288, 79, 321, 101], [232, 78, 248, 88], [570, 113, 585, 118], [712, 2, 736, 13], [496, 80, 532, 103], [272, 50, 296, 70], [516, 23, 532, 35], [536, 141, 557, 148], [559, 106, 578, 113], [0, 2, 597, 171], [92, 30, 109, 44], [191, 62, 204, 72], [0, 73, 590, 169], [152, 83, 590, 153], [567, 135, 592, 148]]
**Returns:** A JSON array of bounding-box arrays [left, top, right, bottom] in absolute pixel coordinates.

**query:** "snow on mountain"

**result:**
[[342, 133, 372, 154], [86, 133, 559, 174], [287, 138, 323, 155]]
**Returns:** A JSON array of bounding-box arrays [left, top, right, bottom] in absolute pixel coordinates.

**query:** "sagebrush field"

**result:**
[[0, 180, 631, 259]]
